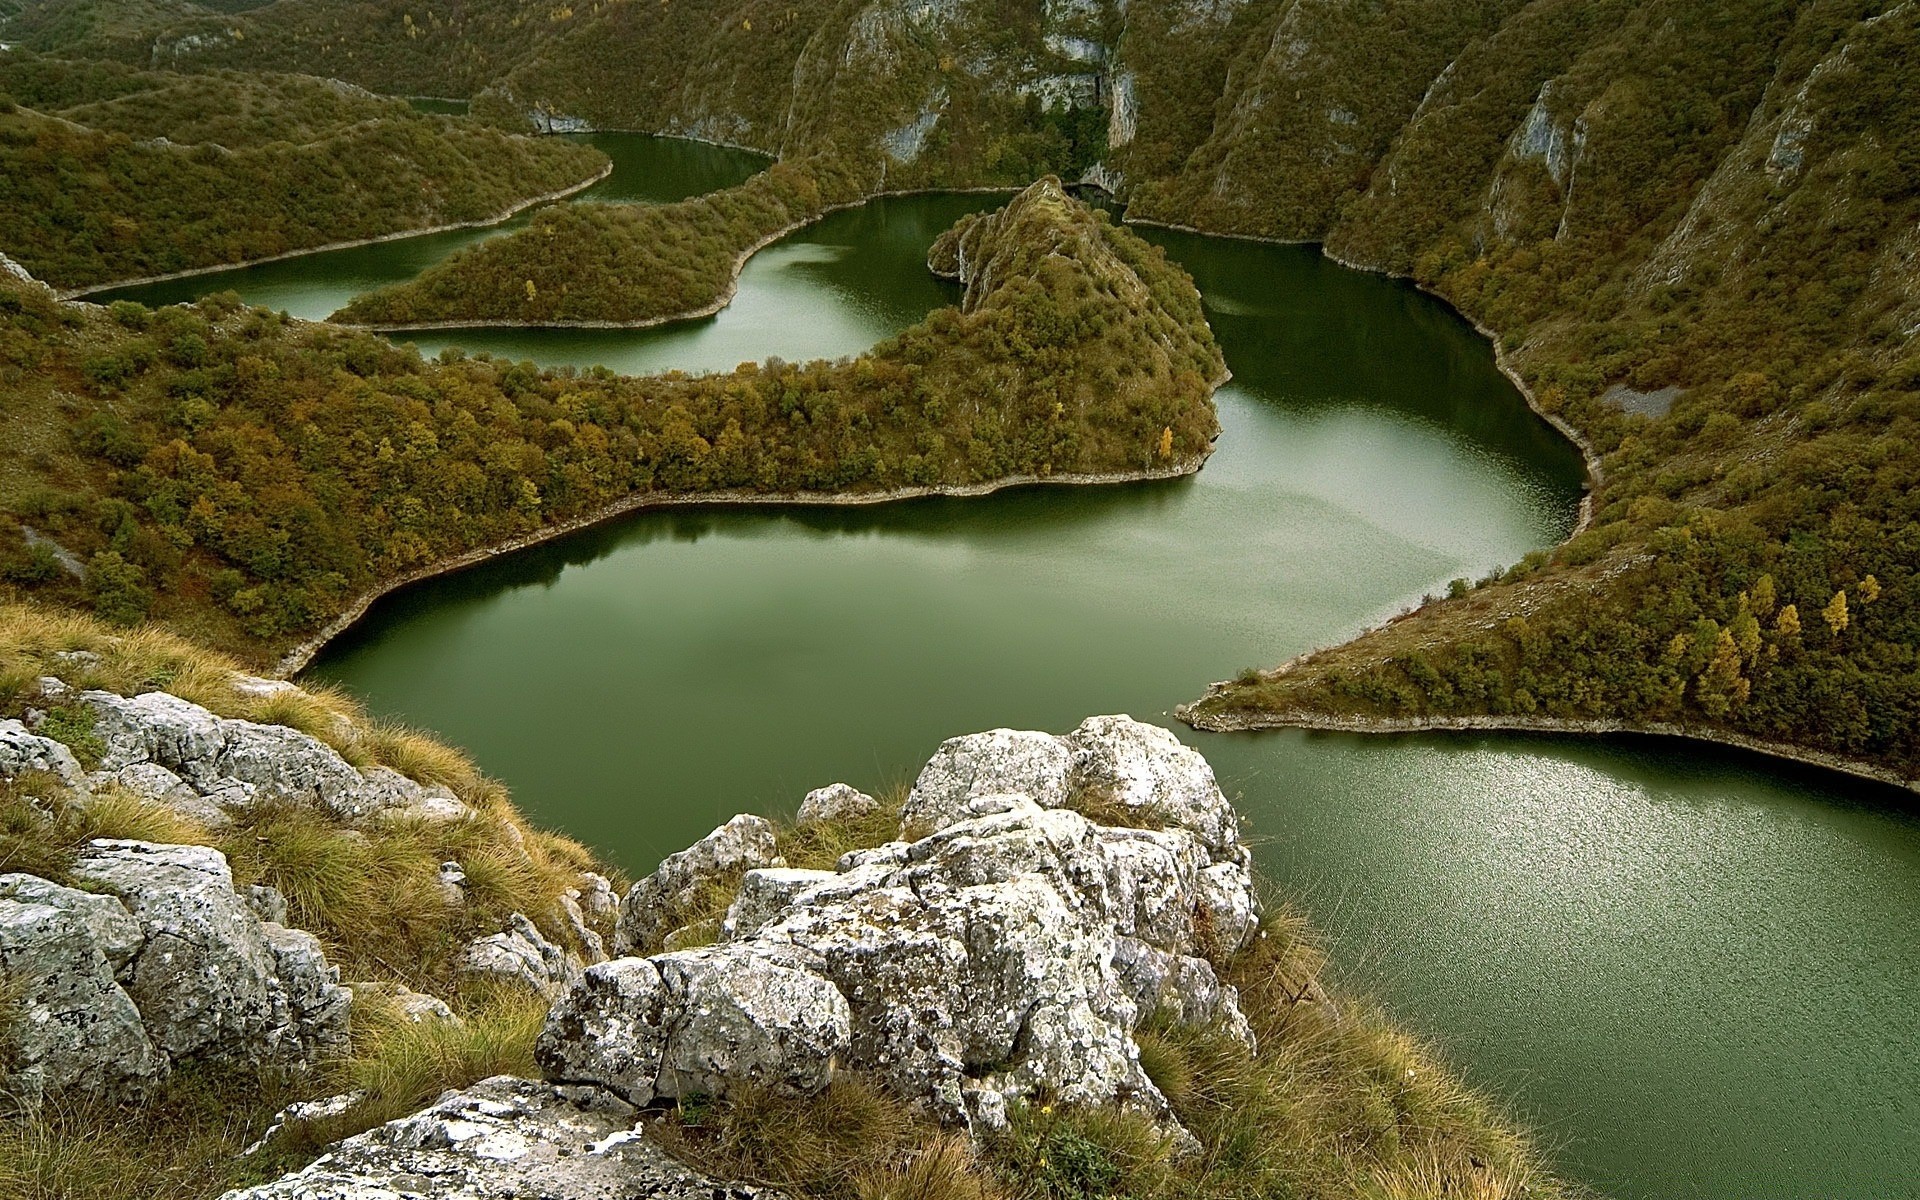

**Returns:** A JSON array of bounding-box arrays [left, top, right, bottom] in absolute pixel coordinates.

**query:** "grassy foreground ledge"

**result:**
[[0, 179, 1220, 669], [0, 50, 609, 292]]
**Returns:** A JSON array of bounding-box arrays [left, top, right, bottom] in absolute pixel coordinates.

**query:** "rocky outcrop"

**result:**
[[68, 689, 472, 826], [542, 715, 1259, 1134], [0, 841, 350, 1108], [218, 1075, 794, 1200], [613, 813, 777, 956], [458, 912, 581, 997]]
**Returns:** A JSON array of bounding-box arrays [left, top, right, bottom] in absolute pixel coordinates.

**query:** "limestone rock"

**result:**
[[0, 873, 144, 972], [67, 690, 473, 825], [347, 980, 461, 1026], [613, 813, 776, 955], [459, 912, 575, 996], [535, 946, 851, 1106], [67, 840, 351, 1067], [796, 781, 881, 825], [217, 1075, 793, 1200], [541, 720, 1261, 1133], [0, 896, 161, 1107], [0, 718, 84, 787]]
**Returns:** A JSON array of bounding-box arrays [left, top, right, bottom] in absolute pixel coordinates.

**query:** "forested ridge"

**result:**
[[0, 179, 1221, 664], [0, 50, 607, 289], [6, 0, 1918, 774]]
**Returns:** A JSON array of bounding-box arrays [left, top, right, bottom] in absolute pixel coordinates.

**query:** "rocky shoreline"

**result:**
[[1176, 687, 1920, 795]]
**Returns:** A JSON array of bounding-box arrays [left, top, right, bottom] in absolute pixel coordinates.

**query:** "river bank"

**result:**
[[60, 160, 614, 301], [274, 449, 1217, 676]]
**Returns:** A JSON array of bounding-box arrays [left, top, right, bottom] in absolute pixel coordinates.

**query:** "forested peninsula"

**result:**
[[0, 179, 1222, 667], [83, 0, 1920, 786], [0, 50, 608, 290]]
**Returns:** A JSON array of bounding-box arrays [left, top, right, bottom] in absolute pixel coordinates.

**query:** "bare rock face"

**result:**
[[68, 690, 471, 825], [0, 843, 351, 1108], [216, 1075, 794, 1200], [796, 782, 881, 824], [67, 840, 351, 1066], [613, 813, 777, 955], [458, 912, 578, 997], [542, 715, 1259, 1134], [0, 887, 161, 1108], [539, 947, 852, 1107], [900, 714, 1247, 860], [0, 719, 86, 787]]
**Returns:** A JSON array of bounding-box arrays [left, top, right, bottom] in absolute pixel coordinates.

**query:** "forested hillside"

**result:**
[[9, 0, 1917, 780], [0, 180, 1221, 664], [0, 51, 607, 288]]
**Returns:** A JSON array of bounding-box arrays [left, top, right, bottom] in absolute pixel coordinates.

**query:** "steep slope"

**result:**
[[0, 52, 608, 289]]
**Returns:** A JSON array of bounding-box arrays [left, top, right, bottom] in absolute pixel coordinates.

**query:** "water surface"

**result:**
[[118, 136, 1920, 1197]]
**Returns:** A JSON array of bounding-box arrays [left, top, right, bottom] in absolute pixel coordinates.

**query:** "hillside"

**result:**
[[85, 0, 1918, 785], [0, 51, 608, 289], [0, 180, 1222, 667]]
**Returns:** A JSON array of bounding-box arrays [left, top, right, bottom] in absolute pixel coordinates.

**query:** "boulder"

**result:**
[[0, 873, 144, 972], [458, 912, 575, 996], [536, 947, 851, 1107], [613, 814, 776, 955], [62, 690, 473, 825], [217, 1075, 794, 1199], [541, 720, 1261, 1133], [346, 981, 460, 1027], [0, 896, 161, 1108], [0, 718, 85, 787], [796, 782, 882, 824], [67, 840, 351, 1067], [900, 715, 1245, 859]]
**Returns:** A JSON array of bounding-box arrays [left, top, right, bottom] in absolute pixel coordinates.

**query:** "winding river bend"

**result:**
[[98, 137, 1920, 1199]]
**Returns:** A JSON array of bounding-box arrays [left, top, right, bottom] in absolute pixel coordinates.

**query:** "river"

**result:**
[[94, 135, 1920, 1199]]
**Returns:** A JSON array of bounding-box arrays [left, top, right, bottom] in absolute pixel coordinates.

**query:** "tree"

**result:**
[[1822, 590, 1849, 637], [1775, 604, 1801, 643]]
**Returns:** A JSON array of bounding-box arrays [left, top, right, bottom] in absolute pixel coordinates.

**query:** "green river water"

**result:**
[[94, 134, 1920, 1199]]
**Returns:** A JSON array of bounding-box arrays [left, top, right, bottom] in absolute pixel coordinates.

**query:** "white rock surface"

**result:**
[[217, 1075, 794, 1199], [66, 690, 471, 824], [67, 840, 351, 1066], [0, 718, 85, 787], [796, 781, 882, 824], [543, 717, 1260, 1133], [458, 912, 576, 996], [614, 813, 777, 955]]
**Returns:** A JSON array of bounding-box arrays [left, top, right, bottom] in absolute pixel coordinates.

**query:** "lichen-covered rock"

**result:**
[[536, 945, 850, 1106], [542, 718, 1260, 1134], [458, 912, 576, 996], [0, 873, 144, 972], [900, 715, 1245, 860], [66, 839, 351, 1067], [0, 896, 161, 1108], [796, 782, 881, 824], [613, 813, 776, 955], [0, 718, 85, 787], [64, 690, 473, 825], [347, 980, 461, 1026], [217, 1075, 794, 1200]]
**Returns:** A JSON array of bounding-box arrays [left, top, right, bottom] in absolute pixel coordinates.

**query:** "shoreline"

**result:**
[[1175, 695, 1920, 796], [58, 160, 615, 300], [272, 454, 1214, 677], [346, 184, 1019, 333], [1124, 216, 1605, 538]]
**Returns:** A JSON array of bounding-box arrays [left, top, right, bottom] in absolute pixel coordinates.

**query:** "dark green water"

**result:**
[[119, 138, 1920, 1197], [85, 132, 768, 320]]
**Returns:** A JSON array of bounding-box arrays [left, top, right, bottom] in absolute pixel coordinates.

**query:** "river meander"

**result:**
[[97, 136, 1920, 1198]]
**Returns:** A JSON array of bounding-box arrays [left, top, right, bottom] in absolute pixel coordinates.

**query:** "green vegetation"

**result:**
[[1172, 0, 1920, 783], [0, 51, 607, 289], [334, 155, 871, 326], [0, 180, 1220, 665]]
